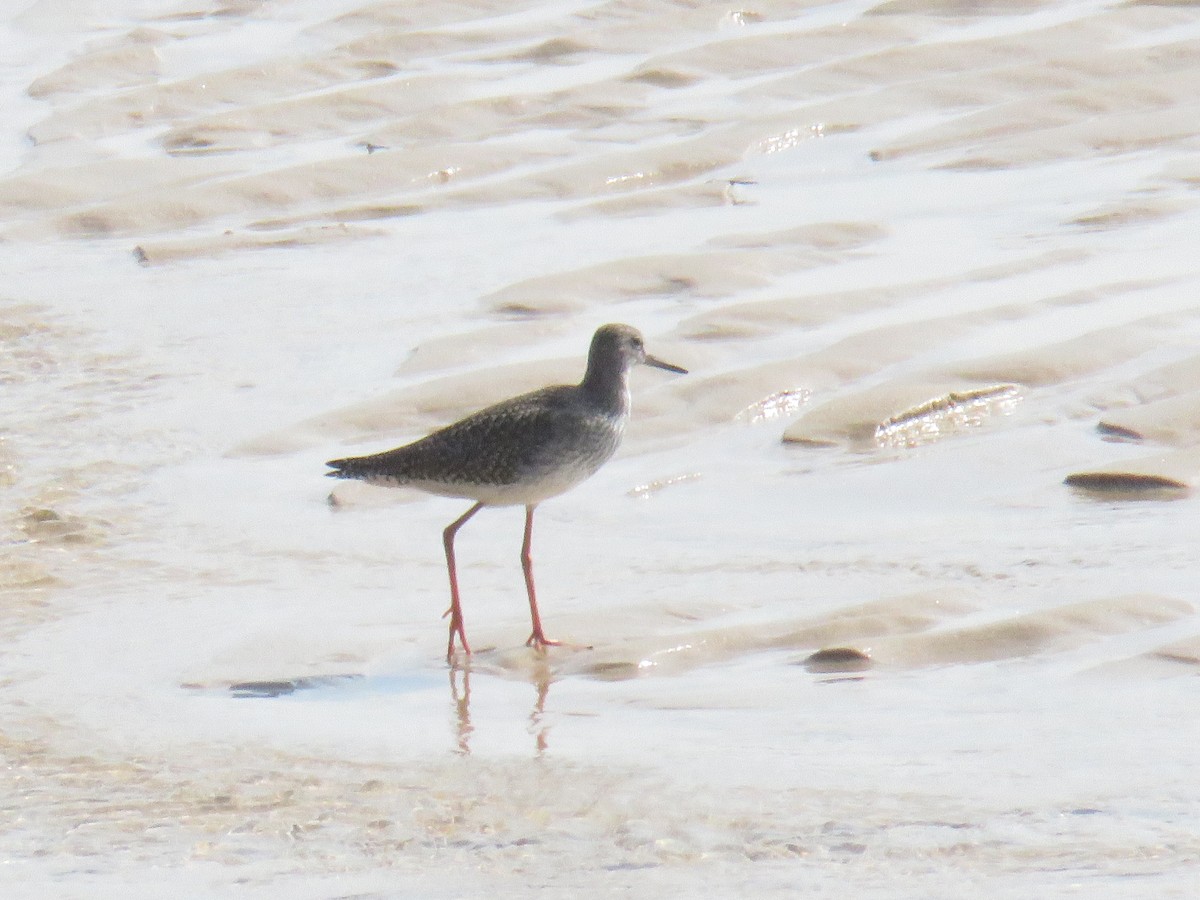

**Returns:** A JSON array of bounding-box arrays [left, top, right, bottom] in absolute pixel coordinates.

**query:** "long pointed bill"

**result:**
[[644, 353, 688, 374]]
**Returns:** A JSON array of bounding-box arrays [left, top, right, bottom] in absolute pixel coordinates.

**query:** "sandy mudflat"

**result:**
[[2, 0, 1199, 896]]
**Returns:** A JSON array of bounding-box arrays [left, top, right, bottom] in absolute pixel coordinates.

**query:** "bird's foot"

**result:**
[[446, 638, 472, 665], [446, 614, 472, 663], [526, 632, 591, 653], [526, 632, 561, 652]]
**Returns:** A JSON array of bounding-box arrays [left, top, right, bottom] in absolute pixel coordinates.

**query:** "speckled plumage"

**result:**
[[325, 383, 625, 506], [326, 324, 686, 662]]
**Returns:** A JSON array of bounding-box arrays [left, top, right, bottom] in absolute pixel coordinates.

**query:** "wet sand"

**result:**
[[2, 0, 1200, 896]]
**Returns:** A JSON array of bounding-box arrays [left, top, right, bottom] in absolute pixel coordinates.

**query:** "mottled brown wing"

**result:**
[[326, 386, 614, 489]]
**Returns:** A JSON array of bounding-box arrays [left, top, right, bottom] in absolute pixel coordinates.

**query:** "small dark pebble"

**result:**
[[1095, 421, 1143, 443], [1063, 472, 1190, 500], [801, 647, 872, 674]]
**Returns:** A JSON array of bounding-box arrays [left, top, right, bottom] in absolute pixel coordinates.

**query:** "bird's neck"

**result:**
[[580, 364, 631, 415]]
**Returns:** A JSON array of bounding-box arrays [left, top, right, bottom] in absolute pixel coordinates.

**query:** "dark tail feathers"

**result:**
[[325, 456, 370, 480]]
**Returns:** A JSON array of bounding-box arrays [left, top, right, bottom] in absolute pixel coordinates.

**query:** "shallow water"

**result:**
[[2, 0, 1200, 896]]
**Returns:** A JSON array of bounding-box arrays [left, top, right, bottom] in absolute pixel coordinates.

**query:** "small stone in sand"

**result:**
[[800, 647, 872, 674]]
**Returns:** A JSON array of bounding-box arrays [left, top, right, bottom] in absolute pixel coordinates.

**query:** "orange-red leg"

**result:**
[[521, 504, 561, 651], [443, 502, 483, 662]]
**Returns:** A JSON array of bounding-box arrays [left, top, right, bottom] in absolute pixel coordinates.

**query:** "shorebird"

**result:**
[[326, 324, 686, 662]]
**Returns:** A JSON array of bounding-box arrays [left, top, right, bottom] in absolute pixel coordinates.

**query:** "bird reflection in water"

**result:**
[[449, 666, 473, 756], [448, 658, 553, 756]]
